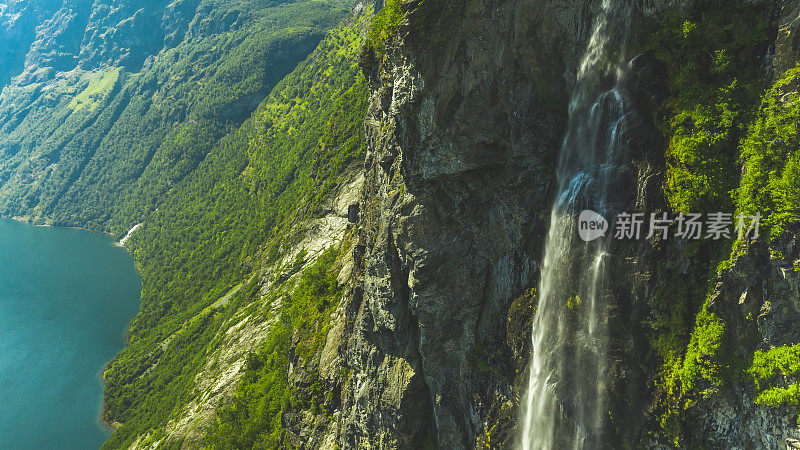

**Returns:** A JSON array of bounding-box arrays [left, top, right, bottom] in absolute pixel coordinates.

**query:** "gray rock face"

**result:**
[[671, 225, 800, 449], [335, 1, 800, 448], [672, 235, 800, 449], [775, 0, 800, 76], [0, 1, 62, 89], [337, 1, 607, 447]]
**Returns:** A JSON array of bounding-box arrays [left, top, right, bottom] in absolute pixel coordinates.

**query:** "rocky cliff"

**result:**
[[327, 0, 800, 448], [338, 0, 588, 447]]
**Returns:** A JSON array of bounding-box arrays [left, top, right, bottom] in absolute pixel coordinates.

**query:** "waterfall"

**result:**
[[519, 1, 634, 448]]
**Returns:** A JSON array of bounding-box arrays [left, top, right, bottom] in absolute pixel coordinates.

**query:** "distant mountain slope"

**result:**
[[0, 0, 352, 234]]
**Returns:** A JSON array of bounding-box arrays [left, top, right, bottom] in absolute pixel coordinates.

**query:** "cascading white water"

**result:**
[[519, 1, 634, 448]]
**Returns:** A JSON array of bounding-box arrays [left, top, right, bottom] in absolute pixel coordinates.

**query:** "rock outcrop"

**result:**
[[331, 0, 800, 448], [337, 0, 601, 447], [683, 236, 800, 448]]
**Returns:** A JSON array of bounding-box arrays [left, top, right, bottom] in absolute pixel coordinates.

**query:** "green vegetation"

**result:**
[[727, 55, 800, 432], [646, 0, 769, 213], [678, 304, 725, 394], [640, 1, 798, 444], [99, 14, 369, 447], [0, 1, 373, 445], [749, 344, 800, 410], [737, 66, 800, 239], [364, 0, 404, 60], [649, 253, 705, 366], [654, 289, 728, 445], [69, 68, 121, 112], [204, 246, 344, 448], [0, 0, 352, 232]]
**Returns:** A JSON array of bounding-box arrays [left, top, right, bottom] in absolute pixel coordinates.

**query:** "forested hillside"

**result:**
[[0, 0, 351, 233], [1, 0, 371, 447], [101, 14, 369, 446]]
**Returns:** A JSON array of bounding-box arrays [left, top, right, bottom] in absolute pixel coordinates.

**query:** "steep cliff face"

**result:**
[[638, 1, 800, 448], [336, 0, 800, 448], [673, 236, 800, 448], [656, 3, 800, 443], [338, 0, 599, 447], [0, 1, 58, 89], [0, 0, 197, 89]]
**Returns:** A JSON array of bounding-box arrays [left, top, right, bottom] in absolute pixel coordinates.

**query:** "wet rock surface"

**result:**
[[333, 1, 800, 448], [337, 0, 600, 447]]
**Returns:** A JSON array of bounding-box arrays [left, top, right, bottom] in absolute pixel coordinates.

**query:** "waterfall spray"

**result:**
[[519, 1, 634, 448]]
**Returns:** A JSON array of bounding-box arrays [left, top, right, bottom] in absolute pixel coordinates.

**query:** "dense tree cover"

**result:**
[[100, 15, 368, 447], [364, 0, 404, 60], [0, 1, 368, 445], [0, 0, 351, 233]]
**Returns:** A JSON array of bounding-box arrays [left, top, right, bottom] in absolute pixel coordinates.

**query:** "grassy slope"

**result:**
[[203, 246, 346, 448]]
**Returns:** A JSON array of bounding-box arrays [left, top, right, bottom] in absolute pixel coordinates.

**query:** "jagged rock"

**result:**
[[335, 1, 800, 448], [680, 235, 800, 448], [775, 0, 800, 76], [336, 0, 604, 447]]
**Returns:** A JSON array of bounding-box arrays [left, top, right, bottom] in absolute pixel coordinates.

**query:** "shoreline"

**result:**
[[8, 215, 116, 237], [97, 367, 122, 432]]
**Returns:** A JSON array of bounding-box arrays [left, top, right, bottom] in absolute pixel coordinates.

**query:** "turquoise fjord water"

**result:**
[[0, 219, 141, 449]]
